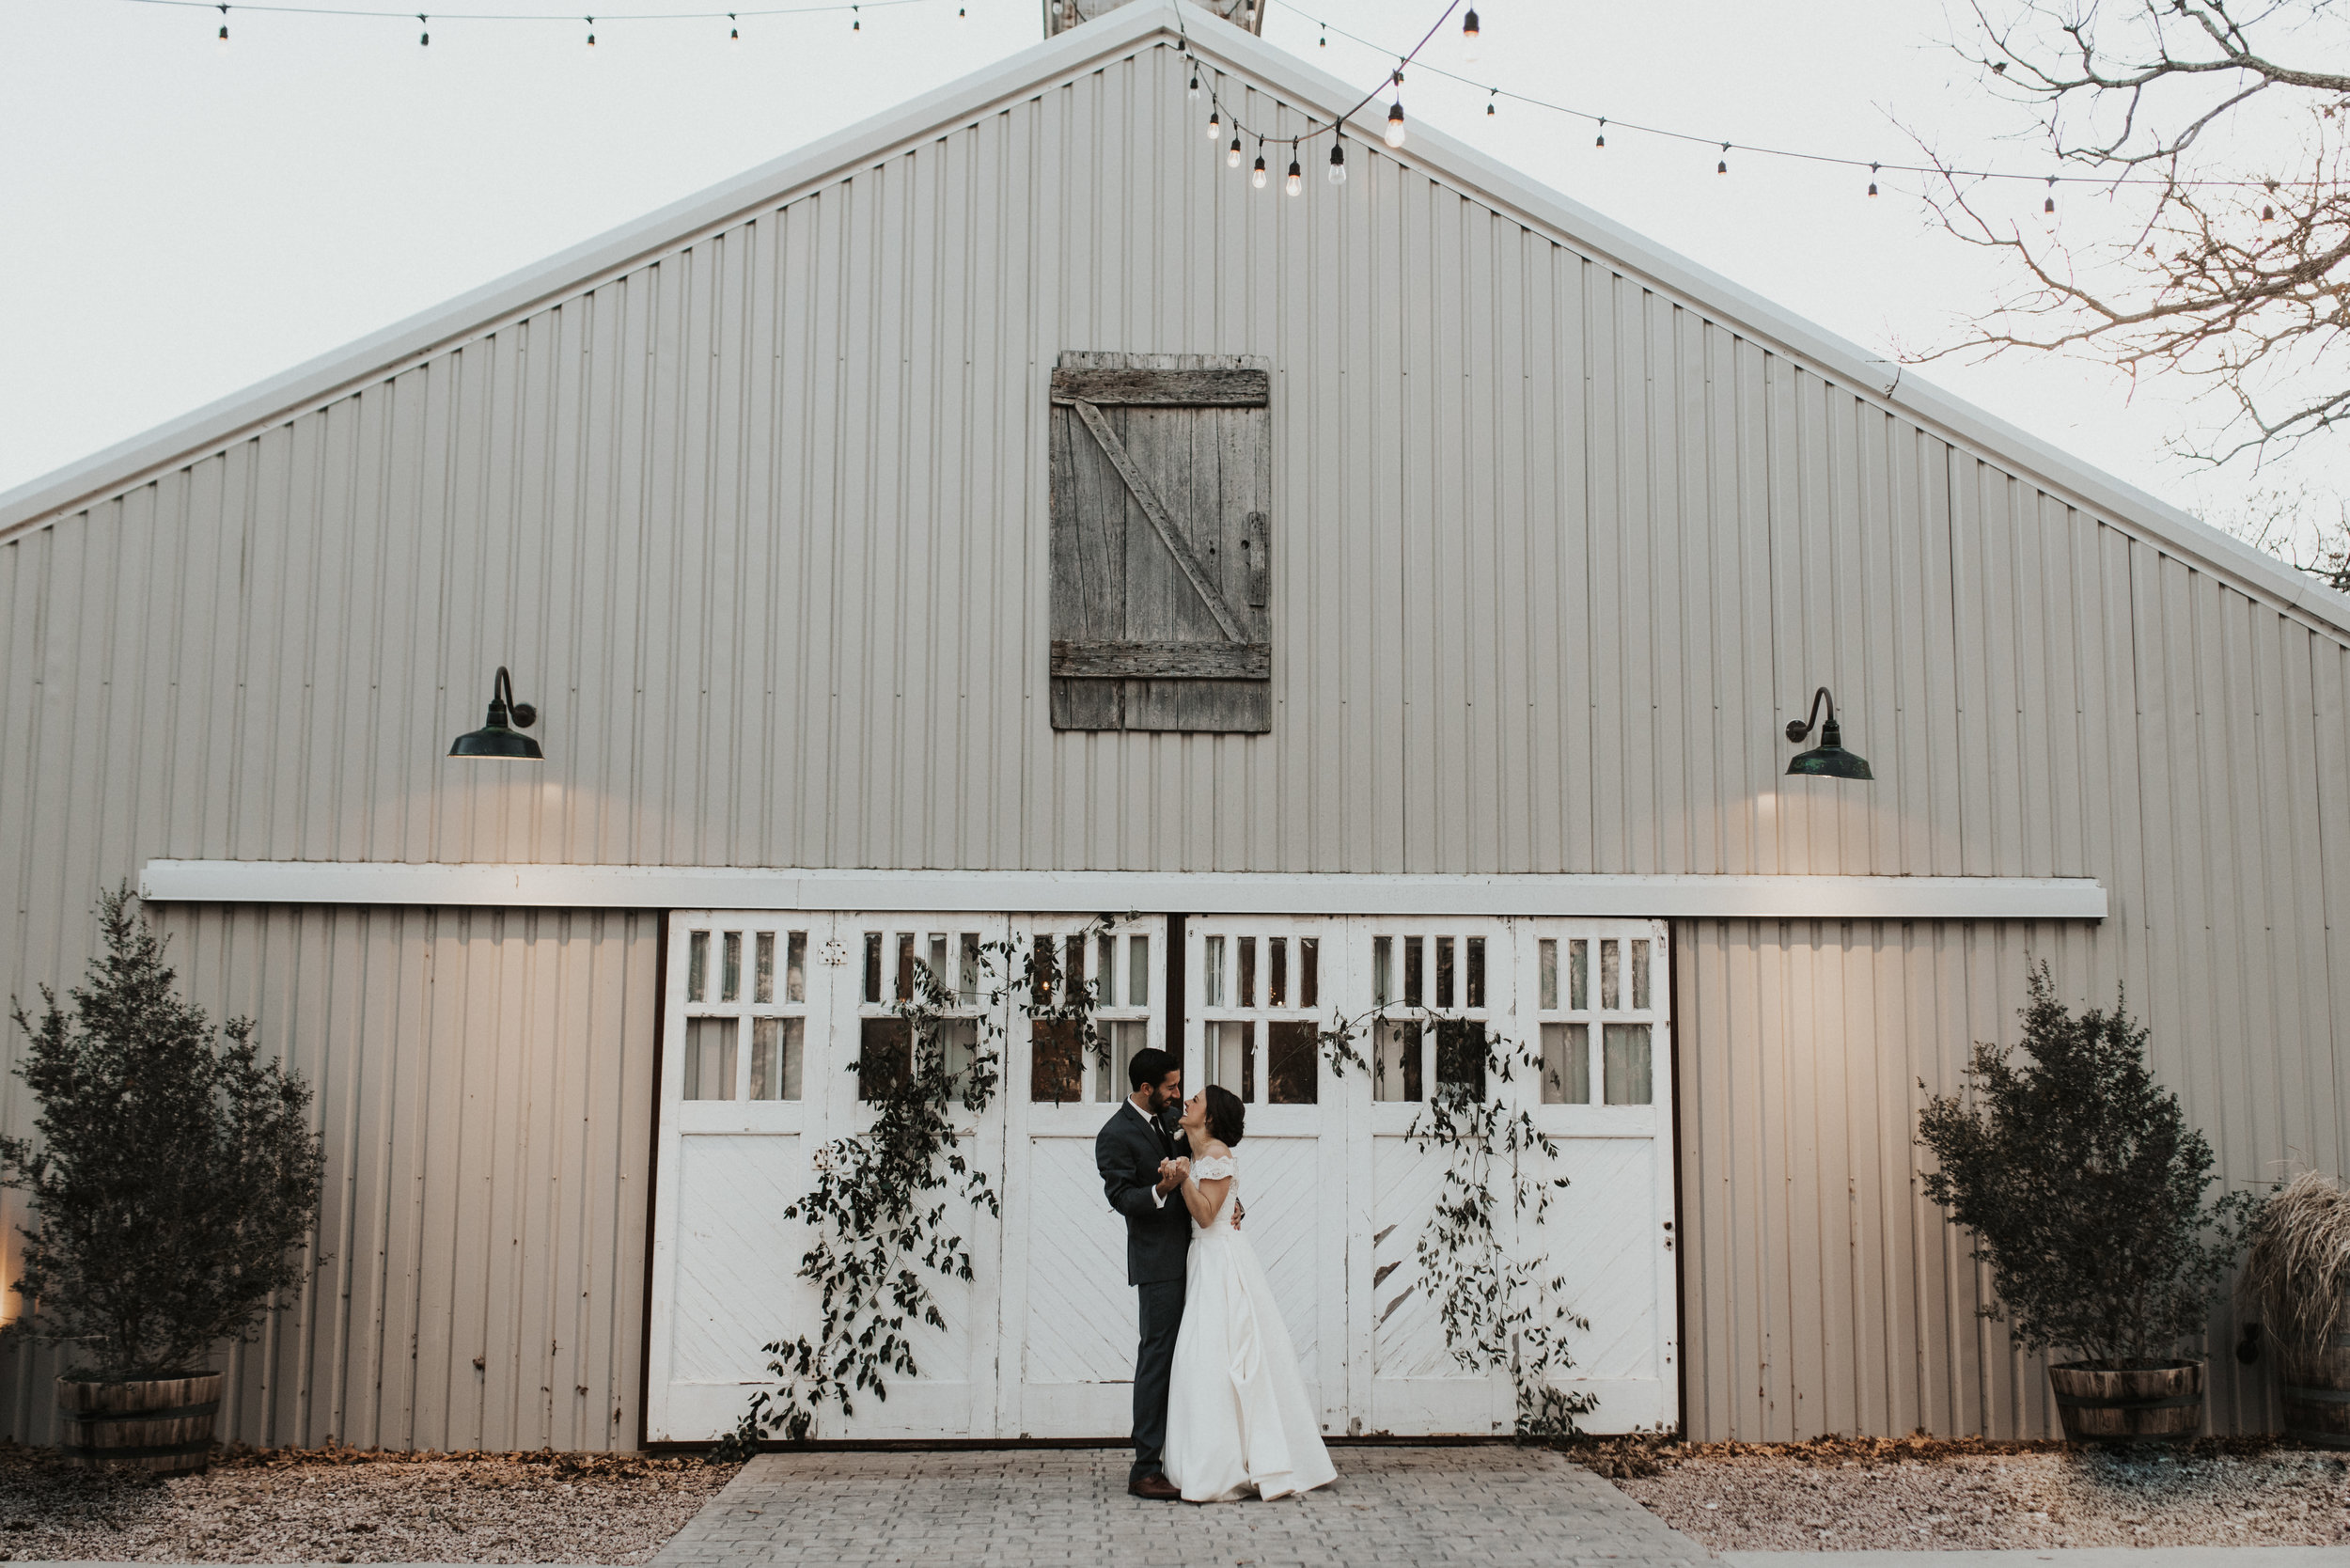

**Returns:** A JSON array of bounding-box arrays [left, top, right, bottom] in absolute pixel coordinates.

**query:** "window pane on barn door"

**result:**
[[721, 933, 743, 1002], [683, 1017, 737, 1100], [1030, 1020, 1084, 1104], [754, 933, 775, 1004], [1374, 1020, 1421, 1102], [687, 932, 709, 1003], [1266, 1022, 1317, 1105], [1435, 1019, 1486, 1100], [1541, 1023, 1589, 1105], [1128, 934, 1150, 1006], [749, 1017, 803, 1102], [859, 1017, 911, 1102], [1603, 1024, 1653, 1105], [786, 933, 807, 1002]]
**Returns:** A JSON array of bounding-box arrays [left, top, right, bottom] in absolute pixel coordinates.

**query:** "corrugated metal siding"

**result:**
[[2, 38, 2346, 1442], [0, 904, 656, 1452]]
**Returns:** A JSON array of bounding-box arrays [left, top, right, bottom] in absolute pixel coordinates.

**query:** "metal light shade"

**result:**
[[1785, 716, 1872, 779], [1783, 687, 1872, 780], [448, 666, 542, 760]]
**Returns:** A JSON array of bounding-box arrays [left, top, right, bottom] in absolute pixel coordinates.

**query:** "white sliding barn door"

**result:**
[[1183, 917, 1351, 1431], [644, 912, 1011, 1441], [997, 919, 1167, 1438], [646, 909, 1677, 1442]]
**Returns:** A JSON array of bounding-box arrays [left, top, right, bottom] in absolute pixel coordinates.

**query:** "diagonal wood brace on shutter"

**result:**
[[1058, 396, 1247, 643]]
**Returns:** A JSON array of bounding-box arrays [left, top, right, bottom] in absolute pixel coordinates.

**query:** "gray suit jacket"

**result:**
[[1097, 1102, 1193, 1286]]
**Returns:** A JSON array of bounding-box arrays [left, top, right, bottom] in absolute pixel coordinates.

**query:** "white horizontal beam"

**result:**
[[138, 861, 2107, 920]]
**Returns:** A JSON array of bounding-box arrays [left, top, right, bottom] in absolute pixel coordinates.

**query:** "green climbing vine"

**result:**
[[715, 917, 1129, 1454], [1318, 1007, 1599, 1442]]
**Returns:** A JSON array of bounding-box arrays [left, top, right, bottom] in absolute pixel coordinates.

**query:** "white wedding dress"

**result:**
[[1160, 1152, 1339, 1503]]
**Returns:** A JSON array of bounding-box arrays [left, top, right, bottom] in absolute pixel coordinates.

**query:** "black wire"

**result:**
[[1180, 0, 1461, 150], [130, 0, 930, 20]]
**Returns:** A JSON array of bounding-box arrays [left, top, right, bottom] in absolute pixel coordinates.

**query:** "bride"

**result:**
[[1159, 1085, 1339, 1503]]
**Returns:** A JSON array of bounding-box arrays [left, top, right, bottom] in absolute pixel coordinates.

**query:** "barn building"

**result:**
[[2, 0, 2342, 1452]]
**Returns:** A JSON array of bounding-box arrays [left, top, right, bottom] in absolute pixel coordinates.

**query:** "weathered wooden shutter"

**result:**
[[1049, 352, 1272, 733]]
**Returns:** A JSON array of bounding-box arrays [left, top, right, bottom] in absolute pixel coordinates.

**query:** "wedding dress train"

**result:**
[[1159, 1153, 1339, 1503]]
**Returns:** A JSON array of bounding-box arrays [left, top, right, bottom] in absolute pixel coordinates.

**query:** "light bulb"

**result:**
[[1462, 7, 1479, 63], [1208, 109, 1221, 140], [1228, 136, 1243, 169], [1252, 153, 1268, 188], [1286, 158, 1302, 196], [1717, 144, 1729, 176], [585, 16, 595, 44], [1189, 73, 1200, 96], [2044, 195, 2056, 213], [1328, 141, 1347, 185], [216, 6, 228, 45], [1385, 101, 1405, 149], [1595, 118, 1606, 149], [419, 16, 430, 44]]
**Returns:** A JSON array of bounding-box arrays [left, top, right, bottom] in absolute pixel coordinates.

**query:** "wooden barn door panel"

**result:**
[[1049, 352, 1272, 733]]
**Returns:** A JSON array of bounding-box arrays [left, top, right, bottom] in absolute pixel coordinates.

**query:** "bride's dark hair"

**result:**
[[1203, 1084, 1245, 1147]]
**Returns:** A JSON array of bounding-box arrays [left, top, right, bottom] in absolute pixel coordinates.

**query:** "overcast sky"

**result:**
[[2, 0, 2329, 532]]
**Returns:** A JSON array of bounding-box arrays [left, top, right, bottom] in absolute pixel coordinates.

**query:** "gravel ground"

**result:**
[[0, 1445, 740, 1564], [1579, 1433, 2350, 1552]]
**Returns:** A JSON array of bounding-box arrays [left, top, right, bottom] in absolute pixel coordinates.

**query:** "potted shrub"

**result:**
[[1916, 963, 2254, 1441], [2238, 1171, 2350, 1446], [1, 888, 325, 1472]]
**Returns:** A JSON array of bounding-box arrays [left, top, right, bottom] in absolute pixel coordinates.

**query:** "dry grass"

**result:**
[[0, 1441, 739, 1563], [2241, 1170, 2350, 1356]]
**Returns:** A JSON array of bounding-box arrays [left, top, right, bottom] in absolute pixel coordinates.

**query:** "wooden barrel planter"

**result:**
[[2047, 1360, 2203, 1442], [56, 1372, 223, 1473], [2281, 1332, 2350, 1448]]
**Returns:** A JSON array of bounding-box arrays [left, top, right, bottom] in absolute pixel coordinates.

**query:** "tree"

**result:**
[[1928, 1, 2350, 478], [1915, 964, 2254, 1368], [0, 887, 326, 1381]]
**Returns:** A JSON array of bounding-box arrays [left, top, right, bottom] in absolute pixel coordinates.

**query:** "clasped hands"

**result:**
[[1154, 1156, 1189, 1194]]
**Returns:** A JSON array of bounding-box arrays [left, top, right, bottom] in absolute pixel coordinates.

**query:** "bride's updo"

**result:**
[[1204, 1084, 1245, 1147]]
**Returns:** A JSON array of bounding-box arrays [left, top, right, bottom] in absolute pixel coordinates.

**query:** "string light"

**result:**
[[1328, 136, 1347, 185], [1189, 70, 1200, 96], [1228, 133, 1243, 168], [216, 2, 228, 43], [1595, 118, 1605, 148], [1287, 146, 1303, 196], [2044, 175, 2056, 213], [1252, 140, 1268, 188], [417, 8, 427, 40], [1867, 163, 1878, 196], [1460, 4, 1477, 63], [727, 9, 736, 37], [1717, 143, 1728, 175], [584, 13, 593, 42], [1385, 92, 1406, 149], [850, 2, 857, 27], [1486, 88, 1495, 117], [1208, 105, 1221, 140], [1317, 23, 1325, 46]]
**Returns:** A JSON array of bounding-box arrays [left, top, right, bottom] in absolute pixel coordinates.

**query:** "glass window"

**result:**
[[1435, 1018, 1486, 1100], [1374, 1019, 1421, 1102], [1205, 935, 1226, 1008], [749, 1017, 802, 1101], [1268, 938, 1287, 1008], [1632, 939, 1651, 1011], [754, 933, 775, 1004], [1029, 1019, 1083, 1104], [1540, 1022, 1589, 1105], [683, 1016, 736, 1101], [1465, 936, 1485, 1009], [1372, 935, 1393, 1006], [1128, 934, 1150, 1007], [1298, 937, 1319, 1009], [687, 931, 709, 1004], [860, 1017, 911, 1101], [786, 932, 807, 1002], [1266, 1022, 1317, 1105], [1603, 1023, 1653, 1105], [1538, 938, 1558, 1011], [721, 933, 742, 1002]]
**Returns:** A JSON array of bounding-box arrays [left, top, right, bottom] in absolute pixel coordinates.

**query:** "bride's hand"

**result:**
[[1231, 1199, 1244, 1231]]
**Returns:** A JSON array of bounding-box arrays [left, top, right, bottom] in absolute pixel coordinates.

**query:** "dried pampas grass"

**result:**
[[2239, 1170, 2350, 1357]]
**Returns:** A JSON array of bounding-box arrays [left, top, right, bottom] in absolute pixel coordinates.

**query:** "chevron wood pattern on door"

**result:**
[[1548, 1137, 1665, 1381], [1232, 1137, 1322, 1386], [1023, 1138, 1137, 1386], [1370, 1137, 1485, 1382], [669, 1134, 806, 1382]]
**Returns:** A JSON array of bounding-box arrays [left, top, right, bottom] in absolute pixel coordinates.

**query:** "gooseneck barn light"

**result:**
[[1784, 686, 1872, 780], [448, 666, 542, 760]]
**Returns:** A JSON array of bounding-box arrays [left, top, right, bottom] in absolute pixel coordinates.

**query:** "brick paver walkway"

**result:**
[[647, 1446, 1716, 1567]]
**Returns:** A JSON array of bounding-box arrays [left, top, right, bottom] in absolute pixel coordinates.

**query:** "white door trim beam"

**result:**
[[137, 860, 2108, 920]]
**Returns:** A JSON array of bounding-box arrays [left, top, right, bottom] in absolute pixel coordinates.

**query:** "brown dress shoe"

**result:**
[[1129, 1472, 1183, 1500]]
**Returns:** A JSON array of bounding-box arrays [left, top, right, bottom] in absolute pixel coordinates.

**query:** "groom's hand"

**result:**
[[1155, 1158, 1186, 1195]]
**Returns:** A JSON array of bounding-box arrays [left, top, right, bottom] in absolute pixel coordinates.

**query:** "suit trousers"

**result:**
[[1130, 1276, 1186, 1482]]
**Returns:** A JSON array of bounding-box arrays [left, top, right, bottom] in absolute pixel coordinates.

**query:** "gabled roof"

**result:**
[[6, 0, 2342, 637]]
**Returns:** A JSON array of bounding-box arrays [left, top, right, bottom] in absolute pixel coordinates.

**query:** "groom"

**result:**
[[1097, 1046, 1191, 1500]]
